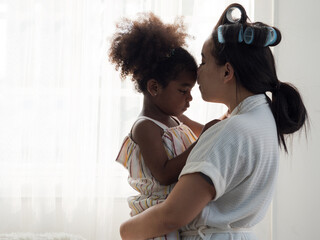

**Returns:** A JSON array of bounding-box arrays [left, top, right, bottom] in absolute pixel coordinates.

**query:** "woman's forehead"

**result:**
[[203, 38, 213, 57]]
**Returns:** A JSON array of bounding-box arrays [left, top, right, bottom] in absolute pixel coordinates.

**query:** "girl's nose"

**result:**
[[187, 92, 193, 102]]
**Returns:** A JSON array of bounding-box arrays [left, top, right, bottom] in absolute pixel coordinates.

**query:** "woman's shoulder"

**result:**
[[200, 115, 259, 147]]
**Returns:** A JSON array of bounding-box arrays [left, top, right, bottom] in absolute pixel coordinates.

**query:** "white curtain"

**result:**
[[0, 0, 252, 239]]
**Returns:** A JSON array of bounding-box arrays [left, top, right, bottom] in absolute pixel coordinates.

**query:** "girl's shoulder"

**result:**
[[134, 116, 168, 130], [131, 116, 185, 135], [130, 117, 165, 146], [131, 116, 194, 147]]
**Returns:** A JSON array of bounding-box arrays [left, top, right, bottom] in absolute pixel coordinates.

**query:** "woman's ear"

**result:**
[[223, 62, 235, 83], [146, 79, 160, 96]]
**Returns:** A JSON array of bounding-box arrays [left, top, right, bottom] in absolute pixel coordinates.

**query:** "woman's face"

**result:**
[[197, 38, 226, 103]]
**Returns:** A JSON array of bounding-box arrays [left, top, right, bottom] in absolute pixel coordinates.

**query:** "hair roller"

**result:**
[[226, 7, 242, 23], [223, 4, 248, 24], [217, 25, 225, 43], [217, 23, 281, 47], [266, 26, 281, 46], [217, 23, 244, 44], [238, 25, 243, 42], [264, 27, 277, 46], [243, 27, 254, 44], [244, 25, 281, 47]]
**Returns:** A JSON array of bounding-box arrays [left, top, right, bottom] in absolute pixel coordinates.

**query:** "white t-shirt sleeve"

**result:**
[[179, 121, 251, 201]]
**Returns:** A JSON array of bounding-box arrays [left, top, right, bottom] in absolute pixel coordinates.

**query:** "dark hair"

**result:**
[[108, 12, 197, 92], [211, 3, 308, 152]]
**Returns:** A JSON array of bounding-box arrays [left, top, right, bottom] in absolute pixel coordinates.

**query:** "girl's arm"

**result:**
[[132, 118, 220, 186], [177, 114, 204, 137], [132, 119, 197, 185], [178, 114, 225, 137], [200, 119, 221, 135], [120, 172, 216, 240]]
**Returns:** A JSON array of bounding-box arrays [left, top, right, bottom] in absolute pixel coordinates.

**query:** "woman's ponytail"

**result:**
[[271, 82, 308, 152]]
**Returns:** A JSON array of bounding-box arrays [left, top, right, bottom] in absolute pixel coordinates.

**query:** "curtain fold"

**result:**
[[0, 1, 252, 239]]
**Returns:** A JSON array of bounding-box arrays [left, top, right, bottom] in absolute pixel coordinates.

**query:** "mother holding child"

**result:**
[[110, 3, 308, 240]]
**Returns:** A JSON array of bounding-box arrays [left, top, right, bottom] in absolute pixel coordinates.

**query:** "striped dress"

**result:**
[[116, 116, 197, 240]]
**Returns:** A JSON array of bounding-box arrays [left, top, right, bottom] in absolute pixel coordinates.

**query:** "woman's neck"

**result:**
[[226, 86, 254, 114]]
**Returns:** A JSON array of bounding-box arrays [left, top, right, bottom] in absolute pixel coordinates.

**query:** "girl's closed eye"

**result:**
[[199, 62, 205, 67], [179, 89, 188, 95]]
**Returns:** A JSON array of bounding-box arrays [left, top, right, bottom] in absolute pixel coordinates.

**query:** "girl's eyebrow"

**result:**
[[180, 83, 193, 87]]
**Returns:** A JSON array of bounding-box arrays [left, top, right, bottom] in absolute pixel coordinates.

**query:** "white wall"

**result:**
[[254, 1, 320, 239], [263, 0, 320, 239]]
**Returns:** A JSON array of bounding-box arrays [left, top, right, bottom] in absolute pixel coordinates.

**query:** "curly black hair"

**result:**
[[109, 12, 197, 92]]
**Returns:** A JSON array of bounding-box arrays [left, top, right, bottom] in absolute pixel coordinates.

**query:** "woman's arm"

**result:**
[[177, 114, 204, 137], [120, 173, 216, 240]]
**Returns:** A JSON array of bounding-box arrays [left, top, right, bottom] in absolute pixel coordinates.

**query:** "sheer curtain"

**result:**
[[0, 1, 253, 240]]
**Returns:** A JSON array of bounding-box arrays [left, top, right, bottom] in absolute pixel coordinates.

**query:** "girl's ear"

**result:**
[[146, 79, 160, 96], [223, 62, 235, 83]]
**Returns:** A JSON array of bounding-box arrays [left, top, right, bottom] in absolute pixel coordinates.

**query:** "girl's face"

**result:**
[[197, 38, 226, 103], [155, 70, 195, 116]]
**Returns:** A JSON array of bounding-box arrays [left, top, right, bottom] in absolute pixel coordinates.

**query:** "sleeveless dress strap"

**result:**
[[171, 116, 181, 125], [135, 116, 168, 130]]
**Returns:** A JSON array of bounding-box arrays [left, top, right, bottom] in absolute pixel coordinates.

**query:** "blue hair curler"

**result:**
[[217, 25, 225, 43], [238, 25, 243, 42], [264, 27, 277, 46], [243, 27, 254, 44]]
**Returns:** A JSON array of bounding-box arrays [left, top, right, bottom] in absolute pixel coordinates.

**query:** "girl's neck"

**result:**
[[139, 96, 174, 126]]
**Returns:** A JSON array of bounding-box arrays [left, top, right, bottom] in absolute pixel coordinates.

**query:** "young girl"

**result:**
[[119, 4, 308, 240], [109, 13, 205, 240]]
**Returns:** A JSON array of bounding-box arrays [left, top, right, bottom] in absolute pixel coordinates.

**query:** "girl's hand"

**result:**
[[219, 111, 229, 120], [176, 114, 204, 137], [200, 119, 220, 136]]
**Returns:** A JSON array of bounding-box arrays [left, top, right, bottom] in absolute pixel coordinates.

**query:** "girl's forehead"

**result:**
[[171, 71, 196, 85]]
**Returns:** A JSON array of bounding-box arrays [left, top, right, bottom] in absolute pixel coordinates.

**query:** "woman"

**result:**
[[120, 3, 308, 240]]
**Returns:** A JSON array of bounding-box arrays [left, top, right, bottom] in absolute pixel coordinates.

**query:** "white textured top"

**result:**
[[179, 94, 279, 239]]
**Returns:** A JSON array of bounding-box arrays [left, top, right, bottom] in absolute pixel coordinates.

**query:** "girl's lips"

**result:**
[[182, 105, 189, 112]]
